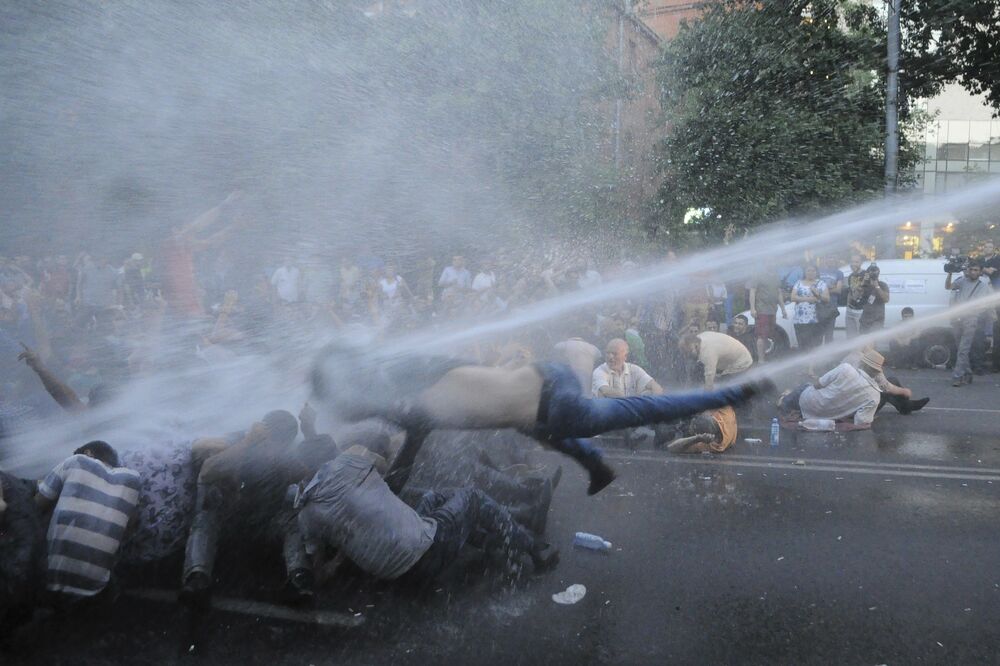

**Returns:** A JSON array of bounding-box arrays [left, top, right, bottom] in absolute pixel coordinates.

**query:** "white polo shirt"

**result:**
[[592, 362, 654, 397]]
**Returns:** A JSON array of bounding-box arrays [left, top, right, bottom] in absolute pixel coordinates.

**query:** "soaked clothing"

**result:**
[[119, 441, 197, 563], [402, 487, 536, 581], [1, 472, 43, 615], [297, 452, 437, 580], [797, 363, 881, 425], [38, 455, 140, 598], [708, 406, 738, 452]]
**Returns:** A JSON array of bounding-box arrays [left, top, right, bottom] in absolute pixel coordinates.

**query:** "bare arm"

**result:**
[[597, 385, 626, 398], [197, 425, 268, 485], [748, 287, 757, 316], [875, 281, 890, 303], [384, 427, 429, 496], [945, 272, 954, 289], [18, 344, 86, 412]]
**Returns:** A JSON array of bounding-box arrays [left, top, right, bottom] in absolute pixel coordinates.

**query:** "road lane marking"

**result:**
[[126, 588, 364, 627], [922, 407, 1000, 414], [708, 453, 1000, 475], [607, 452, 1000, 483]]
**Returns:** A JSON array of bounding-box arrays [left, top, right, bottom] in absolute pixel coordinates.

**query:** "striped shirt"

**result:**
[[38, 454, 140, 597]]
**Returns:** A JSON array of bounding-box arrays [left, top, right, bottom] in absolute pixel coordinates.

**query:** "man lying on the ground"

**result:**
[[1, 471, 43, 638], [181, 408, 339, 607], [312, 344, 771, 495], [665, 407, 738, 454], [35, 441, 140, 606], [294, 437, 559, 587], [778, 349, 886, 428]]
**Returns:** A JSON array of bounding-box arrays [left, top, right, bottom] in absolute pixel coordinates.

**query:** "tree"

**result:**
[[901, 0, 1000, 113], [650, 0, 921, 242]]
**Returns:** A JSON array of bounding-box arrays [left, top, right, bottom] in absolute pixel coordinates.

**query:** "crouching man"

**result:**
[[294, 439, 559, 586], [34, 442, 140, 607]]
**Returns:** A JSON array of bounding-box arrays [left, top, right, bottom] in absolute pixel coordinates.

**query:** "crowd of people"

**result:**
[[1, 195, 996, 643]]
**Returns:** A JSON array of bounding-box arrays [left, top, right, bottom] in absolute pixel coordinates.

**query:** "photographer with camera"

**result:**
[[844, 254, 866, 338], [946, 259, 994, 386], [859, 264, 890, 334]]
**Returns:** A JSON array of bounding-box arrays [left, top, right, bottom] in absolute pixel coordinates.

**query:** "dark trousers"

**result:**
[[532, 362, 749, 442], [403, 488, 535, 581], [182, 482, 308, 584]]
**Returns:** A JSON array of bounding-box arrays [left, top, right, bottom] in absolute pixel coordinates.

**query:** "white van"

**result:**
[[743, 259, 958, 366]]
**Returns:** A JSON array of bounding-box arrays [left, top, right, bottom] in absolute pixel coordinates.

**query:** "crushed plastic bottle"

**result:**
[[800, 418, 835, 432], [573, 532, 612, 552]]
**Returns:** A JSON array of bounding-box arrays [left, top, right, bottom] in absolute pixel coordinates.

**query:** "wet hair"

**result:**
[[73, 440, 119, 467], [678, 332, 700, 351], [967, 259, 983, 270], [261, 410, 299, 445], [901, 307, 914, 317], [732, 314, 748, 325], [687, 414, 718, 438]]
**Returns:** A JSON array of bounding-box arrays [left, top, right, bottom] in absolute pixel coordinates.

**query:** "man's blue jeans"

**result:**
[[529, 363, 751, 463]]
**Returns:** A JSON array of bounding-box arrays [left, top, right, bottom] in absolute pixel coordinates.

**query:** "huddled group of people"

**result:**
[[0, 195, 991, 643]]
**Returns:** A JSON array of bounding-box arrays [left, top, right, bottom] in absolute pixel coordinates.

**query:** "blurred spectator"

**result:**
[[747, 270, 787, 364], [438, 255, 471, 299], [728, 314, 757, 362], [887, 307, 920, 369], [980, 240, 1000, 371], [844, 253, 866, 337], [817, 256, 844, 344], [790, 264, 829, 352], [271, 259, 301, 304], [554, 337, 602, 398]]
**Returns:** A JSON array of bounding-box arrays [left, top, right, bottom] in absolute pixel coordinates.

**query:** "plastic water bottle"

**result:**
[[573, 532, 612, 552], [769, 417, 780, 448]]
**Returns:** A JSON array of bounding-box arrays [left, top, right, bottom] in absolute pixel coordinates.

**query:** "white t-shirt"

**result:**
[[472, 271, 496, 292], [438, 266, 471, 290], [271, 266, 301, 303]]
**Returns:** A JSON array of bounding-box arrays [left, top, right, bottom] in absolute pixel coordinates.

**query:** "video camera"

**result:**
[[943, 254, 969, 274]]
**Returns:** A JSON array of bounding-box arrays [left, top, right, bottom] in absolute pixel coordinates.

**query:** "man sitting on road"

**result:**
[[778, 349, 885, 428], [592, 338, 663, 398], [678, 330, 754, 390]]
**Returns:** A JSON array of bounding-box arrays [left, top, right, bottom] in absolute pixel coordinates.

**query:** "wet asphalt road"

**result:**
[[8, 368, 1000, 665]]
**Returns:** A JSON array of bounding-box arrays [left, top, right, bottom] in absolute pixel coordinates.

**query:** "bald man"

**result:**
[[592, 338, 663, 398], [313, 344, 772, 496]]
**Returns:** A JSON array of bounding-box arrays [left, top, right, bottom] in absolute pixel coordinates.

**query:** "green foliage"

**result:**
[[902, 0, 1000, 113], [651, 1, 918, 243]]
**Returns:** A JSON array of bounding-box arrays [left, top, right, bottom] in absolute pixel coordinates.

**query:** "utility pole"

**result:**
[[884, 0, 900, 195], [880, 0, 901, 259]]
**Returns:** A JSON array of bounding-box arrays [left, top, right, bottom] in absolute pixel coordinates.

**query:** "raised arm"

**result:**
[[18, 344, 86, 412]]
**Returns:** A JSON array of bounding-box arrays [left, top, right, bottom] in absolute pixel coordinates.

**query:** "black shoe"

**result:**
[[283, 569, 315, 607], [586, 460, 616, 496], [908, 397, 929, 412], [178, 572, 212, 610], [739, 378, 777, 400], [529, 542, 560, 572]]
